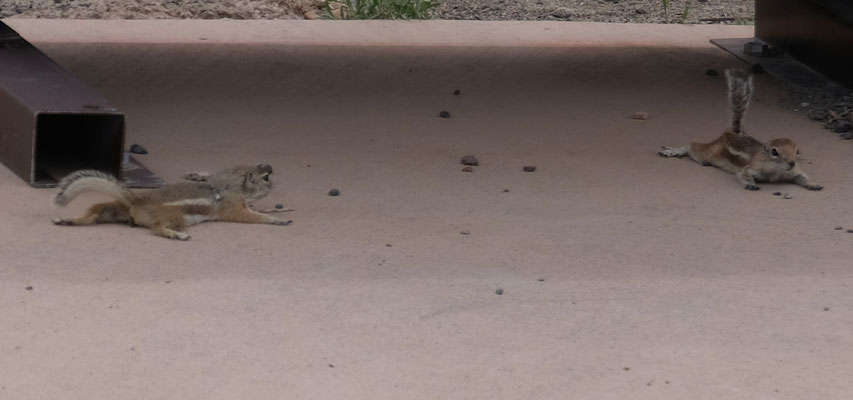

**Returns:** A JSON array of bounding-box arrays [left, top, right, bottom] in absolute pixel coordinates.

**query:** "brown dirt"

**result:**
[[0, 0, 754, 24]]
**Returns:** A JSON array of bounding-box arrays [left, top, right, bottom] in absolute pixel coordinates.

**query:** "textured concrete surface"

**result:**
[[1, 20, 851, 399]]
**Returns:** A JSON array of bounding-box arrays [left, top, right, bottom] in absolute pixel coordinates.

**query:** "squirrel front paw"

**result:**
[[744, 184, 760, 191], [183, 172, 209, 182], [805, 184, 823, 191], [269, 219, 292, 226]]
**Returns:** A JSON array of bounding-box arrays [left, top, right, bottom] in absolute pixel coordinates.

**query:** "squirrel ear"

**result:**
[[256, 164, 273, 174]]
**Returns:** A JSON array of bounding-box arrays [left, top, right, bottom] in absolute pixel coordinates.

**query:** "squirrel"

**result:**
[[52, 164, 291, 240], [657, 69, 823, 191]]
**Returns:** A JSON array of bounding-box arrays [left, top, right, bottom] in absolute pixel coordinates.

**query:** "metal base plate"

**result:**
[[710, 37, 840, 89]]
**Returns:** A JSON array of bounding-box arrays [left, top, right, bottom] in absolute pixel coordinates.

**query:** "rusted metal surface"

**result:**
[[756, 0, 853, 88], [0, 21, 162, 188]]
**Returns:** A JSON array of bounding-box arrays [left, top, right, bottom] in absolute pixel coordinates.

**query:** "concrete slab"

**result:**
[[1, 20, 851, 399]]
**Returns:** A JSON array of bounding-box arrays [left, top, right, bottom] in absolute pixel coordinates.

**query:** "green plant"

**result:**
[[680, 0, 692, 24], [661, 0, 669, 23], [324, 0, 438, 20]]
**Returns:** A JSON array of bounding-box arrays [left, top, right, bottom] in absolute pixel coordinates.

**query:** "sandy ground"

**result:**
[[1, 20, 852, 399]]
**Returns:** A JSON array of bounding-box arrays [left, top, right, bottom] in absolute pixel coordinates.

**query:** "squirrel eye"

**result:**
[[262, 174, 269, 182], [771, 148, 779, 157]]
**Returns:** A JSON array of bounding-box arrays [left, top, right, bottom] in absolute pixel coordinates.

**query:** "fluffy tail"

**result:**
[[54, 170, 134, 207], [726, 69, 753, 134]]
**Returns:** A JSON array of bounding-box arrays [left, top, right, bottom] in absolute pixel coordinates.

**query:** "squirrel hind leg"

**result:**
[[658, 146, 689, 158], [150, 210, 190, 240]]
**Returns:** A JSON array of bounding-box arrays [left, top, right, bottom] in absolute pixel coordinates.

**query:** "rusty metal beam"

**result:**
[[0, 21, 161, 188]]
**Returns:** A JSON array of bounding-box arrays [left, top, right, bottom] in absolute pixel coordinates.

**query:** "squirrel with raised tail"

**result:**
[[52, 164, 291, 240], [658, 69, 823, 191]]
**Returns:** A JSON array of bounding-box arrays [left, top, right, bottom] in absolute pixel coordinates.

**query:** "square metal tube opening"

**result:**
[[33, 113, 125, 187]]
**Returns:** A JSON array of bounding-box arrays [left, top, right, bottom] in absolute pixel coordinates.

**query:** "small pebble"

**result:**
[[461, 155, 479, 166], [386, 244, 392, 247], [705, 69, 719, 76], [623, 367, 631, 371], [824, 307, 830, 311], [847, 229, 853, 233], [328, 188, 340, 196], [439, 111, 451, 118], [523, 166, 536, 172], [834, 226, 843, 230], [25, 286, 33, 291], [807, 109, 828, 121], [631, 112, 649, 120], [783, 193, 792, 199], [461, 166, 473, 172], [460, 230, 471, 235], [129, 144, 148, 155], [328, 364, 335, 368], [495, 288, 503, 295], [502, 189, 510, 193], [453, 89, 461, 95], [537, 278, 545, 282], [274, 203, 284, 209], [773, 192, 781, 196]]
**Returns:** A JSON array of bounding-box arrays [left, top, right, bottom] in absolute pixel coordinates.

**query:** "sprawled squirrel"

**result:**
[[658, 69, 822, 191], [53, 164, 291, 240]]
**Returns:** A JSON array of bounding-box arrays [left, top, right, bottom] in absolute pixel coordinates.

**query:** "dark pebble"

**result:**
[[25, 286, 33, 291], [274, 203, 284, 209], [705, 69, 719, 76], [750, 63, 765, 74], [773, 192, 781, 196], [537, 278, 545, 282], [461, 155, 479, 166], [328, 364, 335, 368], [833, 122, 852, 134], [328, 188, 340, 196], [495, 288, 503, 295], [461, 166, 473, 172], [523, 166, 536, 172], [502, 189, 510, 193], [847, 229, 853, 233], [453, 89, 461, 95], [807, 109, 828, 121], [824, 307, 830, 311], [834, 226, 843, 230], [551, 9, 572, 19], [460, 230, 471, 235], [386, 244, 392, 247], [129, 144, 148, 155], [439, 111, 451, 118], [623, 367, 631, 371]]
